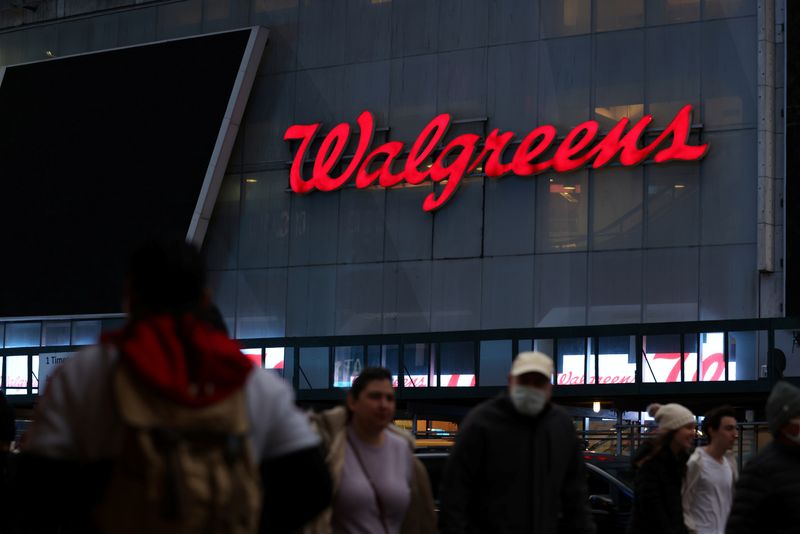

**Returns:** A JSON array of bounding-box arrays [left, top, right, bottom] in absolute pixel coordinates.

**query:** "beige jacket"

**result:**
[[302, 406, 438, 534]]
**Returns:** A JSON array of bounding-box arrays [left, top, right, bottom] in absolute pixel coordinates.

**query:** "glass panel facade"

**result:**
[[71, 320, 101, 346], [333, 346, 365, 388], [5, 323, 40, 348], [42, 322, 71, 346], [298, 347, 329, 390], [597, 336, 636, 385], [479, 340, 511, 387], [699, 332, 726, 382], [643, 334, 682, 383], [439, 341, 475, 387], [5, 355, 28, 393], [774, 330, 799, 378], [403, 343, 430, 388], [728, 331, 762, 381], [557, 337, 587, 386]]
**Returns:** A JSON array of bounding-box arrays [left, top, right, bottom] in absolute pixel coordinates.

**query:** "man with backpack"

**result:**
[[16, 238, 331, 533]]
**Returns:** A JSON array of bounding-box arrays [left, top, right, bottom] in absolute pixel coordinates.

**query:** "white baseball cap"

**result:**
[[510, 351, 554, 378]]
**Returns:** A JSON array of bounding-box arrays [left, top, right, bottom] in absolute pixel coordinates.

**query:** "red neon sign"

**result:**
[[284, 105, 708, 212]]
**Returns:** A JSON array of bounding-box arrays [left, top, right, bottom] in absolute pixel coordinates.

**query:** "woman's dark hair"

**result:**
[[127, 237, 206, 316], [349, 367, 393, 399], [635, 428, 688, 470], [702, 405, 736, 443]]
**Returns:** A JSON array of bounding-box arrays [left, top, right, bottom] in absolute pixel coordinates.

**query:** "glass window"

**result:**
[[645, 24, 701, 126], [684, 333, 700, 382], [264, 347, 286, 374], [594, 30, 644, 131], [403, 343, 430, 388], [236, 269, 288, 339], [646, 0, 700, 25], [242, 348, 262, 367], [71, 320, 101, 346], [0, 324, 4, 348], [701, 18, 757, 129], [284, 348, 295, 386], [42, 322, 70, 346], [238, 171, 291, 269], [598, 336, 636, 385], [643, 334, 682, 383], [203, 174, 241, 271], [534, 253, 587, 327], [774, 330, 800, 378], [645, 164, 700, 248], [383, 345, 400, 384], [536, 172, 589, 252], [288, 191, 340, 266], [31, 355, 39, 394], [643, 248, 699, 323], [699, 332, 726, 381], [484, 176, 536, 257], [557, 337, 587, 386], [298, 347, 329, 390], [538, 35, 591, 130], [728, 331, 762, 381], [335, 264, 383, 336], [439, 342, 475, 387], [286, 266, 336, 337], [5, 355, 28, 394], [595, 0, 643, 31], [5, 323, 40, 348], [591, 167, 643, 251], [699, 244, 757, 320], [540, 0, 590, 38], [481, 256, 535, 330], [433, 179, 483, 259], [479, 340, 512, 386], [338, 188, 386, 264], [588, 250, 642, 325], [333, 346, 365, 388], [431, 259, 482, 332]]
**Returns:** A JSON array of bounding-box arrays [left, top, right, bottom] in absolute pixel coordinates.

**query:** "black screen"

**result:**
[[0, 29, 251, 318]]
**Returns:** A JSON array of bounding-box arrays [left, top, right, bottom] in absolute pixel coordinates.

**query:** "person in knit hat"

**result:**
[[628, 402, 696, 534], [727, 381, 800, 534]]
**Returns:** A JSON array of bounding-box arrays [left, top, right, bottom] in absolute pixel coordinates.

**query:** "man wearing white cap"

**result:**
[[438, 352, 595, 534]]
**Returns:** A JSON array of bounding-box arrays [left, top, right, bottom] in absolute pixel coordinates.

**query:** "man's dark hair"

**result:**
[[127, 237, 206, 316], [349, 367, 392, 399], [702, 405, 737, 443]]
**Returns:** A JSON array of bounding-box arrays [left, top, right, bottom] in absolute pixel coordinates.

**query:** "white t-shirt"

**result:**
[[682, 447, 737, 534], [24, 345, 319, 462]]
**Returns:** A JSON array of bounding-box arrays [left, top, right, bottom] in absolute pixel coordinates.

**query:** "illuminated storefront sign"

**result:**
[[285, 105, 708, 211]]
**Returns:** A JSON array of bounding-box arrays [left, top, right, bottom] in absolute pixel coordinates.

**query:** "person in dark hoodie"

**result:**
[[628, 403, 696, 534], [17, 238, 331, 533], [726, 381, 800, 534], [438, 351, 595, 534]]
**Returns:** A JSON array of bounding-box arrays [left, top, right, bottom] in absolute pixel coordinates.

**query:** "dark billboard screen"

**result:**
[[0, 28, 254, 318]]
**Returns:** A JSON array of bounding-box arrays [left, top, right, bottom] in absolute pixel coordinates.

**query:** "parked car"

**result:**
[[415, 450, 633, 534]]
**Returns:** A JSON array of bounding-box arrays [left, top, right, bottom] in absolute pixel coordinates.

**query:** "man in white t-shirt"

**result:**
[[682, 405, 739, 534]]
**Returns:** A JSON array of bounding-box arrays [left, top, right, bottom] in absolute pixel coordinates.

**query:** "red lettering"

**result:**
[[552, 121, 599, 172], [284, 106, 708, 211]]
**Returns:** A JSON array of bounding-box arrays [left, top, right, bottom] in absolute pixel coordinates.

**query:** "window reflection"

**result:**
[[439, 342, 475, 387], [536, 173, 588, 252]]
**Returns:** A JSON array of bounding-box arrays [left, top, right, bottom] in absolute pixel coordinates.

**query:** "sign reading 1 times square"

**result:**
[[284, 105, 708, 212]]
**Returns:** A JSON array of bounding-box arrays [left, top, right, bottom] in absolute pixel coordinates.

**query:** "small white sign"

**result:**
[[38, 352, 74, 394]]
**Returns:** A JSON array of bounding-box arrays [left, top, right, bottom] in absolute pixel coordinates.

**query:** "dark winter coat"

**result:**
[[438, 393, 595, 534], [628, 439, 689, 534], [726, 439, 800, 534]]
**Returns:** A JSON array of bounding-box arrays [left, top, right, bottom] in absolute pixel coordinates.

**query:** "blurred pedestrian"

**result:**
[[726, 381, 800, 534], [628, 403, 696, 534], [304, 366, 437, 534], [18, 238, 331, 533], [682, 405, 738, 534], [438, 351, 595, 534]]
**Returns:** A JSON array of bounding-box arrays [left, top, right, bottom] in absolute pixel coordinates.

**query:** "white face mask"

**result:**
[[510, 385, 547, 417]]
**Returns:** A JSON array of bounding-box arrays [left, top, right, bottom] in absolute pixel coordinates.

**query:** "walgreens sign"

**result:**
[[284, 105, 708, 211]]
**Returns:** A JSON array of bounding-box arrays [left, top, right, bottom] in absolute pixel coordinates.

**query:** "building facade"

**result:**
[[0, 1, 797, 452]]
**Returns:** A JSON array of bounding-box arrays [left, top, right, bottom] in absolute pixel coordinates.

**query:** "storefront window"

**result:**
[[264, 347, 286, 375], [557, 337, 588, 386], [479, 340, 512, 386], [298, 347, 329, 390], [775, 329, 800, 378], [684, 334, 699, 382], [333, 346, 365, 388], [699, 332, 726, 381], [42, 322, 71, 346], [5, 355, 28, 394], [5, 323, 40, 349], [728, 331, 763, 381], [403, 343, 430, 388], [242, 348, 262, 367], [643, 334, 682, 383], [597, 336, 636, 385], [536, 172, 589, 252], [439, 342, 475, 387], [71, 320, 101, 346]]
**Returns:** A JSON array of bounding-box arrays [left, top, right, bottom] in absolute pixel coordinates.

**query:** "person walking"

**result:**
[[17, 238, 331, 533], [438, 351, 595, 534], [628, 403, 696, 534], [726, 381, 800, 534], [304, 366, 437, 534], [682, 406, 738, 534]]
